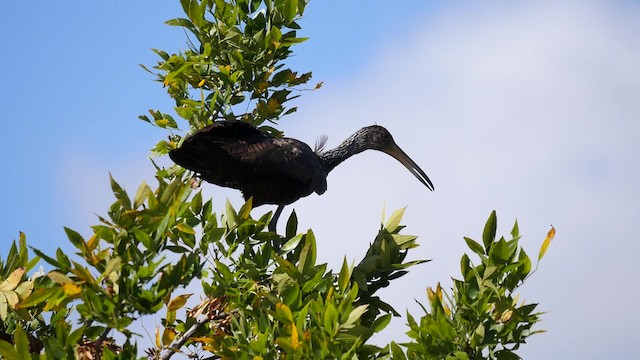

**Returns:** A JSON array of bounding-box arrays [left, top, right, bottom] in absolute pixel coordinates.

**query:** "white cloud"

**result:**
[[286, 2, 640, 358]]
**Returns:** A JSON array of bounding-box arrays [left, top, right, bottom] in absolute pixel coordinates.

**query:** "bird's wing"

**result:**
[[183, 121, 269, 144], [223, 138, 327, 194], [170, 121, 270, 184]]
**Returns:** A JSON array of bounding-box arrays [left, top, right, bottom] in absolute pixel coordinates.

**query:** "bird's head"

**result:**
[[359, 125, 435, 191]]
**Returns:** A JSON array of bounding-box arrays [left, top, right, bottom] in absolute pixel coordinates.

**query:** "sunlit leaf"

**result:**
[[0, 268, 24, 291], [168, 293, 193, 311], [384, 207, 406, 232], [344, 304, 368, 327], [290, 323, 299, 350], [275, 303, 294, 323], [538, 225, 556, 262], [16, 288, 58, 309], [103, 257, 122, 278], [62, 283, 81, 296], [281, 233, 304, 253], [14, 281, 33, 299], [176, 223, 196, 235], [162, 327, 176, 346]]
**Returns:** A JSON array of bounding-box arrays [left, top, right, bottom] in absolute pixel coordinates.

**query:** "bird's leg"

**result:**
[[268, 205, 284, 232]]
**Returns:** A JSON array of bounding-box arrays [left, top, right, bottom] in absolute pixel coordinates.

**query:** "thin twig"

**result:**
[[159, 316, 210, 360]]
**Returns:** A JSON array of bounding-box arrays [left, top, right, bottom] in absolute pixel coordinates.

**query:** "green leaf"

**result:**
[[165, 17, 195, 29], [0, 340, 20, 360], [16, 288, 59, 309], [275, 256, 301, 279], [511, 219, 520, 238], [283, 0, 298, 22], [338, 257, 350, 293], [297, 230, 317, 275], [281, 233, 304, 253], [389, 341, 407, 360], [464, 237, 485, 255], [489, 238, 513, 264], [109, 174, 132, 210], [384, 207, 406, 232], [372, 313, 392, 332], [323, 303, 338, 333], [482, 210, 497, 251], [176, 223, 196, 235], [14, 326, 30, 360], [191, 191, 203, 214], [63, 227, 84, 251], [43, 337, 66, 359], [286, 210, 298, 239]]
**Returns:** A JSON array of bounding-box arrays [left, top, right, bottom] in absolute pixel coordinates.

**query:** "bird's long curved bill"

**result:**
[[385, 144, 434, 191]]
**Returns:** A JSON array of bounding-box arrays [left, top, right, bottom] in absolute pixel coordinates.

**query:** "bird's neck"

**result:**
[[319, 133, 370, 173]]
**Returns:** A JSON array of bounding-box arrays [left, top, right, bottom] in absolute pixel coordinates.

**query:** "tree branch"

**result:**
[[159, 316, 210, 360]]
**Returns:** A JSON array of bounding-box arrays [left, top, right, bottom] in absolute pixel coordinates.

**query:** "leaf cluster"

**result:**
[[139, 0, 316, 156], [399, 211, 546, 360]]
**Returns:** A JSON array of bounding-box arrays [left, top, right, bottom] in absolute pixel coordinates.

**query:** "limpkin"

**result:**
[[169, 121, 434, 231]]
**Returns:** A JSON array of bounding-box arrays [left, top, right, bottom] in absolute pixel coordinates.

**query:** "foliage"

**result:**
[[396, 212, 554, 360], [139, 0, 318, 155], [0, 0, 553, 359]]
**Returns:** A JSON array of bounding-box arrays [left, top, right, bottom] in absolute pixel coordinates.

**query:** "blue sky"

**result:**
[[2, 1, 640, 358]]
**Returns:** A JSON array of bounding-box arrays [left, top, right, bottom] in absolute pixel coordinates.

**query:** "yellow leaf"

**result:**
[[62, 283, 81, 296], [256, 82, 268, 93], [276, 303, 294, 323], [0, 268, 25, 291], [162, 328, 176, 346], [538, 225, 556, 261], [3, 291, 19, 308], [87, 233, 100, 251], [198, 79, 206, 87], [0, 293, 7, 320], [191, 336, 214, 344], [500, 309, 513, 323], [325, 287, 334, 302], [47, 271, 74, 285], [103, 257, 122, 277], [427, 287, 435, 302], [176, 223, 196, 235], [291, 323, 299, 350], [155, 327, 162, 348], [167, 293, 192, 311], [15, 281, 34, 299], [267, 98, 280, 112]]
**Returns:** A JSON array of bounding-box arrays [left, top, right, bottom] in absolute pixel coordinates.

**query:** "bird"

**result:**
[[169, 120, 434, 232]]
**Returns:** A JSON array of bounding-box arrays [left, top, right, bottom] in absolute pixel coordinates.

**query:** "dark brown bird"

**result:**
[[169, 121, 434, 231]]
